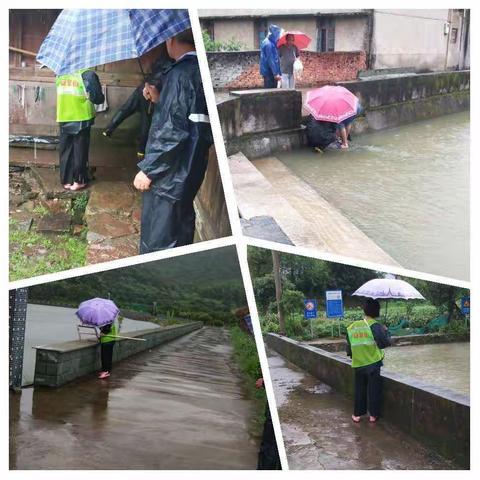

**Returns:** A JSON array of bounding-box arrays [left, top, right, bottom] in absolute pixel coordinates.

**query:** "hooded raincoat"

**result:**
[[137, 53, 213, 254], [260, 25, 282, 87]]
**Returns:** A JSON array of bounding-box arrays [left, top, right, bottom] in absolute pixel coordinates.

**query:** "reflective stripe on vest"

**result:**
[[56, 70, 96, 122], [100, 323, 118, 344], [347, 318, 384, 368]]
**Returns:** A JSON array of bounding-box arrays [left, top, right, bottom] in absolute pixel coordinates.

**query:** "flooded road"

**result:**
[[277, 112, 469, 280], [268, 349, 455, 470], [10, 327, 259, 469], [22, 304, 158, 386]]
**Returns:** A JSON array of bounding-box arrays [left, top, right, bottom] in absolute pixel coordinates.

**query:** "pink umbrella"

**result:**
[[277, 31, 311, 50], [304, 85, 359, 123]]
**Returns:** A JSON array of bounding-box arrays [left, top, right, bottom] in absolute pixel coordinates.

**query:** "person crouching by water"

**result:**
[[336, 103, 364, 149], [305, 114, 339, 152], [98, 321, 118, 379], [346, 299, 391, 423]]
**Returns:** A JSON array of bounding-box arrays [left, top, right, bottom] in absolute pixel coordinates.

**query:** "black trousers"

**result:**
[[139, 193, 196, 254], [100, 342, 114, 372], [257, 406, 282, 470], [59, 127, 90, 185], [263, 75, 276, 88], [353, 365, 382, 417]]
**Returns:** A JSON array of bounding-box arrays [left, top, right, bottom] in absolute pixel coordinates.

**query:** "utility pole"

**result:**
[[272, 250, 285, 335]]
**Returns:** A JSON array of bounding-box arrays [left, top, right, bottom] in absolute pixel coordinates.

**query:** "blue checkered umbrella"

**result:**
[[37, 9, 190, 75]]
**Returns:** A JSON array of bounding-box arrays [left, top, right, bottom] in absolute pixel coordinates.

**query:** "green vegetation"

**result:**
[[250, 247, 470, 340], [229, 326, 266, 437], [70, 192, 89, 218], [10, 220, 87, 281], [202, 30, 245, 52], [28, 246, 247, 326]]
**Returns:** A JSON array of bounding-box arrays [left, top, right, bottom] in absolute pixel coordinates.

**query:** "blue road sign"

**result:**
[[304, 299, 318, 319], [325, 290, 344, 318], [461, 296, 470, 315]]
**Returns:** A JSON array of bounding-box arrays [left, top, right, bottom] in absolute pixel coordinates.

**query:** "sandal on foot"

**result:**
[[70, 182, 88, 191], [352, 415, 361, 423], [369, 416, 379, 423]]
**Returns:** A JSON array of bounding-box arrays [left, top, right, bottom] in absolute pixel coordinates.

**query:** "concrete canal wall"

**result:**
[[311, 332, 470, 353], [220, 70, 469, 159], [33, 322, 203, 388], [266, 333, 470, 468]]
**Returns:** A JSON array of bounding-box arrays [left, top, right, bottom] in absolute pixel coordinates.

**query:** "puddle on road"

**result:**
[[267, 349, 455, 470]]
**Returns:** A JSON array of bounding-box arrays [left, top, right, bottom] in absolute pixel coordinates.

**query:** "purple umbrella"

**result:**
[[76, 298, 119, 327]]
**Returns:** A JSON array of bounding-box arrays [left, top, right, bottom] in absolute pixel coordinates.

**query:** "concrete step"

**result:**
[[229, 152, 329, 250], [231, 151, 399, 266]]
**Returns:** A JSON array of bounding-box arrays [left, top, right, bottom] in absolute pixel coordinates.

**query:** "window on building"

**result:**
[[451, 27, 458, 43], [317, 17, 335, 52], [254, 19, 268, 49], [201, 20, 215, 41]]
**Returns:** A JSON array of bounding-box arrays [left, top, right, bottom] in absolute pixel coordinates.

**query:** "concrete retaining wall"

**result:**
[[311, 333, 470, 353], [34, 322, 203, 388], [207, 50, 366, 90], [266, 333, 470, 468], [339, 70, 470, 132], [221, 70, 469, 158]]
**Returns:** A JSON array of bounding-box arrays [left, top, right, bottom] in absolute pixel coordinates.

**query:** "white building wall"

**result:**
[[334, 17, 369, 51], [372, 9, 450, 70], [212, 19, 255, 50]]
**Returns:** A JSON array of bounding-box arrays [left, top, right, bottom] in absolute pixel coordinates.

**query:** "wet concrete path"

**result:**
[[10, 327, 259, 469], [268, 349, 455, 470]]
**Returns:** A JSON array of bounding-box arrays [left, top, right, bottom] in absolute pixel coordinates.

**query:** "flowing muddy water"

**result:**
[[10, 327, 259, 469], [382, 342, 469, 396], [21, 304, 160, 386], [268, 349, 456, 470], [277, 112, 469, 280], [336, 342, 470, 396]]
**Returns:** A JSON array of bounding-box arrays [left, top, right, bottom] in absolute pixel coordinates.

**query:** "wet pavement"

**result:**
[[10, 327, 259, 469], [268, 349, 455, 470]]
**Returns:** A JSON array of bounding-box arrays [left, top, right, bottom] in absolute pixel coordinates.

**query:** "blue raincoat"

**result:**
[[259, 25, 282, 78]]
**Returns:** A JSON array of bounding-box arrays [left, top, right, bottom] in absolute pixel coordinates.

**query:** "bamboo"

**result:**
[[9, 46, 37, 57], [80, 332, 146, 342]]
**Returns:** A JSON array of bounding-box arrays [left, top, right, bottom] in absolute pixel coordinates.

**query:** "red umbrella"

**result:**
[[277, 31, 311, 50], [304, 86, 359, 124]]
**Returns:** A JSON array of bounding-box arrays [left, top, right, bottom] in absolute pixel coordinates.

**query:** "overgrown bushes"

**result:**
[[229, 326, 266, 437]]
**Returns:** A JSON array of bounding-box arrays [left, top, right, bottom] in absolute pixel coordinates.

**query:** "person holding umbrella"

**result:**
[[98, 320, 119, 379], [346, 298, 391, 423], [76, 298, 120, 380], [102, 55, 173, 160], [277, 31, 310, 89], [278, 34, 299, 89]]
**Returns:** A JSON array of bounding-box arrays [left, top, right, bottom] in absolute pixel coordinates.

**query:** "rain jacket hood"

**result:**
[[260, 24, 282, 77]]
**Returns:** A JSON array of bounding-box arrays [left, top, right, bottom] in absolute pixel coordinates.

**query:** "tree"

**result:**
[[272, 250, 286, 335], [202, 31, 245, 52], [411, 280, 469, 322]]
